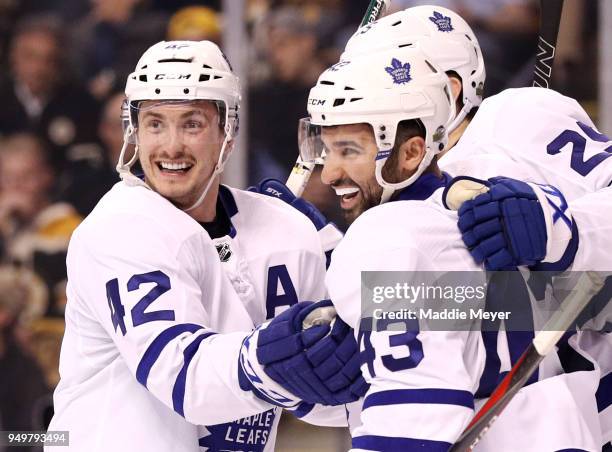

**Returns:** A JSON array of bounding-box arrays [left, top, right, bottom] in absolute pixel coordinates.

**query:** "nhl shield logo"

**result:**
[[385, 58, 412, 85], [215, 242, 232, 262], [429, 11, 454, 32]]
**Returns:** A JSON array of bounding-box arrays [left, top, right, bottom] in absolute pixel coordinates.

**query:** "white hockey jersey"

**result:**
[[326, 182, 602, 451], [47, 182, 331, 452], [440, 87, 612, 443], [440, 87, 612, 272]]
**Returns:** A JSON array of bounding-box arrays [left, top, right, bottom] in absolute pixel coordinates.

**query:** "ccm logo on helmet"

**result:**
[[154, 73, 192, 80], [309, 98, 326, 106]]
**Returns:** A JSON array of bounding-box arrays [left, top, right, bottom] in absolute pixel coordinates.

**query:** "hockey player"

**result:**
[[340, 5, 611, 272], [339, 6, 611, 445], [293, 40, 603, 449], [47, 40, 364, 452]]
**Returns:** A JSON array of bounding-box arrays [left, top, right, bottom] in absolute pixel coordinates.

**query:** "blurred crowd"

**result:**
[[0, 0, 599, 448]]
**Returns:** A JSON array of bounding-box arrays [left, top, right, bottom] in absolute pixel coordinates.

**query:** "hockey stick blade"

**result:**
[[450, 271, 605, 451], [285, 0, 391, 196]]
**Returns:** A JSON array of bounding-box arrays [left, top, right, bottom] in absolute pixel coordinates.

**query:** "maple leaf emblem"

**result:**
[[385, 58, 412, 84], [429, 11, 454, 32]]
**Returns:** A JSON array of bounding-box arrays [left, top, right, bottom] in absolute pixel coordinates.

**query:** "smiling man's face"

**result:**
[[320, 123, 383, 224], [136, 100, 224, 209]]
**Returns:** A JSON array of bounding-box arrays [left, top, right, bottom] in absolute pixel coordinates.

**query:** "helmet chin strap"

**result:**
[[446, 99, 473, 134], [117, 125, 147, 187], [375, 150, 436, 204], [183, 131, 233, 213]]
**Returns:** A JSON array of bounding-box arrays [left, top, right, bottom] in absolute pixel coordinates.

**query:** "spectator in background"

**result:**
[[70, 0, 168, 100], [167, 6, 221, 43], [248, 6, 328, 182], [0, 264, 49, 452], [153, 0, 221, 12], [59, 92, 129, 215], [0, 14, 101, 172], [0, 134, 81, 316]]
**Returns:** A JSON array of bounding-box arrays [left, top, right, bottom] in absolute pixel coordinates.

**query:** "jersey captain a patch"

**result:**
[[215, 241, 233, 262]]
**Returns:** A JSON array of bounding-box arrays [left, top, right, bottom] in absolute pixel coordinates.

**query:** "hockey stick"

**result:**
[[285, 0, 391, 196], [533, 0, 565, 88], [444, 2, 568, 447], [448, 271, 605, 452]]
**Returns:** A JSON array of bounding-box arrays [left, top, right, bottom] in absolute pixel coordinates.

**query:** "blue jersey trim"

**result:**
[[363, 388, 474, 410], [136, 323, 203, 388], [530, 220, 579, 272], [352, 435, 451, 451], [597, 371, 612, 413], [172, 331, 217, 417], [219, 185, 238, 238], [555, 449, 590, 451], [395, 172, 451, 202], [289, 402, 315, 418]]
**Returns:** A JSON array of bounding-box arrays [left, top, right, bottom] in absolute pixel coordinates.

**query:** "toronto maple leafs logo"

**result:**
[[429, 11, 454, 32], [385, 58, 411, 84], [198, 409, 276, 452]]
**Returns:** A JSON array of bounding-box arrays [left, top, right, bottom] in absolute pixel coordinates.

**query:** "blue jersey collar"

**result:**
[[218, 185, 238, 238], [393, 172, 452, 202], [199, 185, 238, 239]]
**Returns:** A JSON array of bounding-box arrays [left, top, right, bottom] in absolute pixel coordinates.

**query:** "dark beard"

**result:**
[[343, 183, 382, 225]]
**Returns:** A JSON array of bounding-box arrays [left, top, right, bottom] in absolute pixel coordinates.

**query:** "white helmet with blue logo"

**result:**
[[299, 45, 455, 203], [342, 5, 485, 133], [118, 40, 241, 211]]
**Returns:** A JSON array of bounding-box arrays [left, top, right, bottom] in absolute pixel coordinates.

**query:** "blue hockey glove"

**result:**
[[248, 178, 343, 264], [239, 300, 367, 407], [444, 176, 577, 271]]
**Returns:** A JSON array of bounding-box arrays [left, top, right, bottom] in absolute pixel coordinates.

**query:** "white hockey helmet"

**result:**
[[119, 40, 241, 211], [299, 45, 454, 203], [342, 5, 485, 133]]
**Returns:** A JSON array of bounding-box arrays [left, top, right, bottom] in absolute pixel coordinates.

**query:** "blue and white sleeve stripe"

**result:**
[[135, 323, 216, 417], [172, 330, 217, 417], [352, 435, 451, 451], [363, 388, 474, 411], [136, 323, 204, 387]]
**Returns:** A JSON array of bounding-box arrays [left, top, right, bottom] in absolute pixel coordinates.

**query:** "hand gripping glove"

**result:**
[[238, 300, 368, 407], [248, 178, 343, 264], [443, 176, 577, 271]]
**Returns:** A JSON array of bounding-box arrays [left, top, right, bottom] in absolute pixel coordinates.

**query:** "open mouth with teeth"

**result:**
[[156, 161, 194, 174], [333, 186, 360, 210]]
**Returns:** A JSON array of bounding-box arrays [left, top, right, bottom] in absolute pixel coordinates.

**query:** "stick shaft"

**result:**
[[533, 0, 565, 88], [450, 271, 604, 451]]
